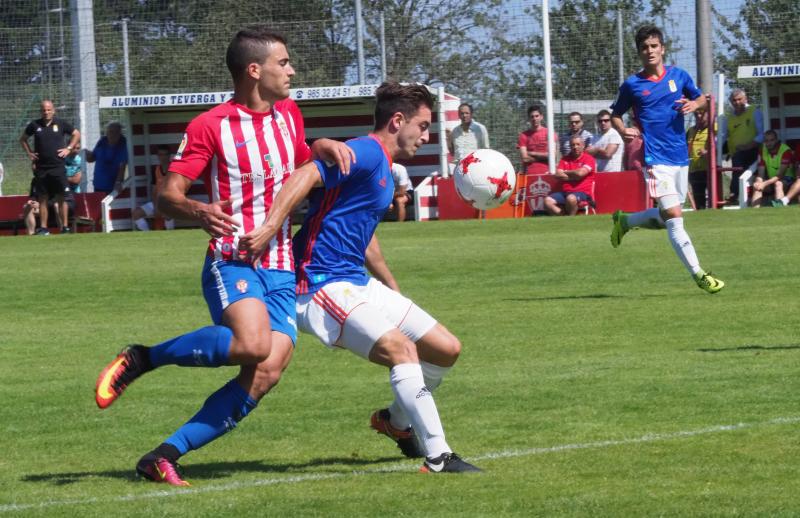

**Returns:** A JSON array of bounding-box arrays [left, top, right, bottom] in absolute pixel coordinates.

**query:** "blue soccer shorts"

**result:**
[[201, 257, 297, 344]]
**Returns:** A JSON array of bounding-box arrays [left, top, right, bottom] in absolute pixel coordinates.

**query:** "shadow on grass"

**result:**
[[21, 455, 403, 485], [505, 293, 623, 302], [696, 344, 800, 353]]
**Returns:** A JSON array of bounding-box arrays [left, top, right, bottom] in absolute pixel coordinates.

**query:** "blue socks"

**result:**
[[165, 379, 258, 455], [148, 325, 232, 368]]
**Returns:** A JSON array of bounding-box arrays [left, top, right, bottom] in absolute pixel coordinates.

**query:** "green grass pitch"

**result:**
[[0, 208, 798, 516]]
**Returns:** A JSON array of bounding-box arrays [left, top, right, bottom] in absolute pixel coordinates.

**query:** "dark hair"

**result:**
[[764, 129, 778, 139], [373, 82, 435, 130], [458, 102, 473, 114], [568, 111, 583, 120], [597, 109, 611, 118], [527, 104, 543, 117], [226, 26, 287, 81], [635, 25, 664, 51], [156, 144, 171, 153]]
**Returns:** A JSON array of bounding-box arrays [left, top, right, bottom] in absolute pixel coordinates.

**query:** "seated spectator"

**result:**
[[751, 129, 794, 207], [686, 108, 710, 209], [388, 162, 412, 222], [85, 121, 128, 194], [559, 112, 593, 156], [518, 104, 557, 174], [65, 152, 82, 193], [586, 109, 624, 172], [773, 145, 800, 207], [133, 145, 175, 231], [545, 135, 596, 216]]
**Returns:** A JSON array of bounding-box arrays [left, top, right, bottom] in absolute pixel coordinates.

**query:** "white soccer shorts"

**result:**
[[296, 278, 437, 359], [644, 164, 688, 210]]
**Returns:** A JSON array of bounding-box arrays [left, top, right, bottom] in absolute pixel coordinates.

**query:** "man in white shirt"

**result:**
[[587, 109, 624, 172], [447, 103, 489, 163], [389, 162, 412, 222]]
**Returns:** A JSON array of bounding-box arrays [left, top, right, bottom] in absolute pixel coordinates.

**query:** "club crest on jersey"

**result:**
[[668, 79, 677, 93], [52, 124, 59, 132], [176, 133, 188, 159], [277, 119, 290, 139], [236, 279, 248, 293]]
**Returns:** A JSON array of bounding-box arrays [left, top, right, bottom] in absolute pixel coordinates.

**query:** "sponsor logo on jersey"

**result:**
[[236, 279, 248, 293], [642, 89, 651, 96], [379, 177, 387, 188], [175, 133, 188, 159], [235, 138, 253, 148]]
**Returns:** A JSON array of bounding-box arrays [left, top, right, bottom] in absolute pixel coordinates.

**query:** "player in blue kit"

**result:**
[[239, 82, 481, 473], [609, 25, 724, 294]]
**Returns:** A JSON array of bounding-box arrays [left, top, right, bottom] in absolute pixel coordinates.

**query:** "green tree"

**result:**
[[359, 0, 515, 96], [714, 0, 800, 85]]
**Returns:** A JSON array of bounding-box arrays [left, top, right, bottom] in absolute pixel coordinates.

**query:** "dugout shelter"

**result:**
[[98, 84, 461, 231], [728, 63, 800, 207]]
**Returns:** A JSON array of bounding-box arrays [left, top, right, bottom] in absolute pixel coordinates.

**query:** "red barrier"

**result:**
[[436, 170, 650, 220]]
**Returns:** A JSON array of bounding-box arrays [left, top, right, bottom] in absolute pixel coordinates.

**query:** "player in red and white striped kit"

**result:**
[[94, 26, 353, 486]]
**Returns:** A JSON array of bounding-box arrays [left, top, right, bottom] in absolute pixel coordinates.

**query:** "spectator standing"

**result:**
[[720, 88, 763, 204], [587, 110, 624, 172], [545, 135, 596, 216], [448, 102, 489, 163], [86, 121, 128, 194], [751, 129, 794, 207], [133, 145, 175, 231], [518, 104, 557, 174], [388, 162, 413, 222], [559, 112, 593, 156], [19, 99, 81, 234], [686, 108, 710, 209]]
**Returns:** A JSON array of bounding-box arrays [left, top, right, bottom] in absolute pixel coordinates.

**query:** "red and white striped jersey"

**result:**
[[170, 98, 312, 270]]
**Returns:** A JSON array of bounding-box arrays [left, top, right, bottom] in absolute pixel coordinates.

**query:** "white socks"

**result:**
[[388, 361, 451, 430], [626, 208, 665, 229], [389, 363, 449, 458], [134, 218, 150, 231], [666, 217, 702, 275]]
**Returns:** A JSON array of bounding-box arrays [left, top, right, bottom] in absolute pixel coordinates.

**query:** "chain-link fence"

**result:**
[[2, 0, 798, 195]]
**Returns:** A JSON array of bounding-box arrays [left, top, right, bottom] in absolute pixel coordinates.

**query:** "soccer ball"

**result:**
[[453, 149, 516, 210]]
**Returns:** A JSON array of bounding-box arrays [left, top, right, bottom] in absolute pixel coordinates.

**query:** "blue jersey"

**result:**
[[293, 136, 395, 294], [611, 66, 702, 167]]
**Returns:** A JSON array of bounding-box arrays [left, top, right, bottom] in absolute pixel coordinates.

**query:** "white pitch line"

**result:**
[[2, 416, 798, 513]]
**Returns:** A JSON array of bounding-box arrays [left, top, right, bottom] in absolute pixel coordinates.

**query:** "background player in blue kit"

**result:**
[[609, 25, 724, 294], [240, 82, 481, 473]]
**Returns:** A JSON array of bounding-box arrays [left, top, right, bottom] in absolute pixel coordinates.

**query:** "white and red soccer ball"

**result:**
[[453, 149, 516, 210]]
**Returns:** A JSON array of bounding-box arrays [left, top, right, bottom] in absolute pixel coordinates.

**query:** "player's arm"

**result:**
[[311, 138, 355, 174], [611, 114, 638, 143], [238, 161, 324, 264], [365, 235, 399, 291], [158, 171, 237, 237], [58, 129, 81, 158], [19, 129, 37, 162]]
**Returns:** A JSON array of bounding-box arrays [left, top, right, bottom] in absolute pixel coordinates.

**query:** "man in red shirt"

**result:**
[[544, 135, 596, 215], [518, 104, 557, 174], [94, 26, 352, 486]]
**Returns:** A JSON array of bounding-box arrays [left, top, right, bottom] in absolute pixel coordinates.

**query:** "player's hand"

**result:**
[[675, 97, 699, 114], [198, 199, 238, 238], [238, 225, 276, 267], [621, 127, 640, 142], [312, 138, 356, 174]]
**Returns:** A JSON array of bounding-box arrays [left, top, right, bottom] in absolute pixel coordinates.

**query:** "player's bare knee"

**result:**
[[371, 333, 419, 366], [230, 331, 271, 364]]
